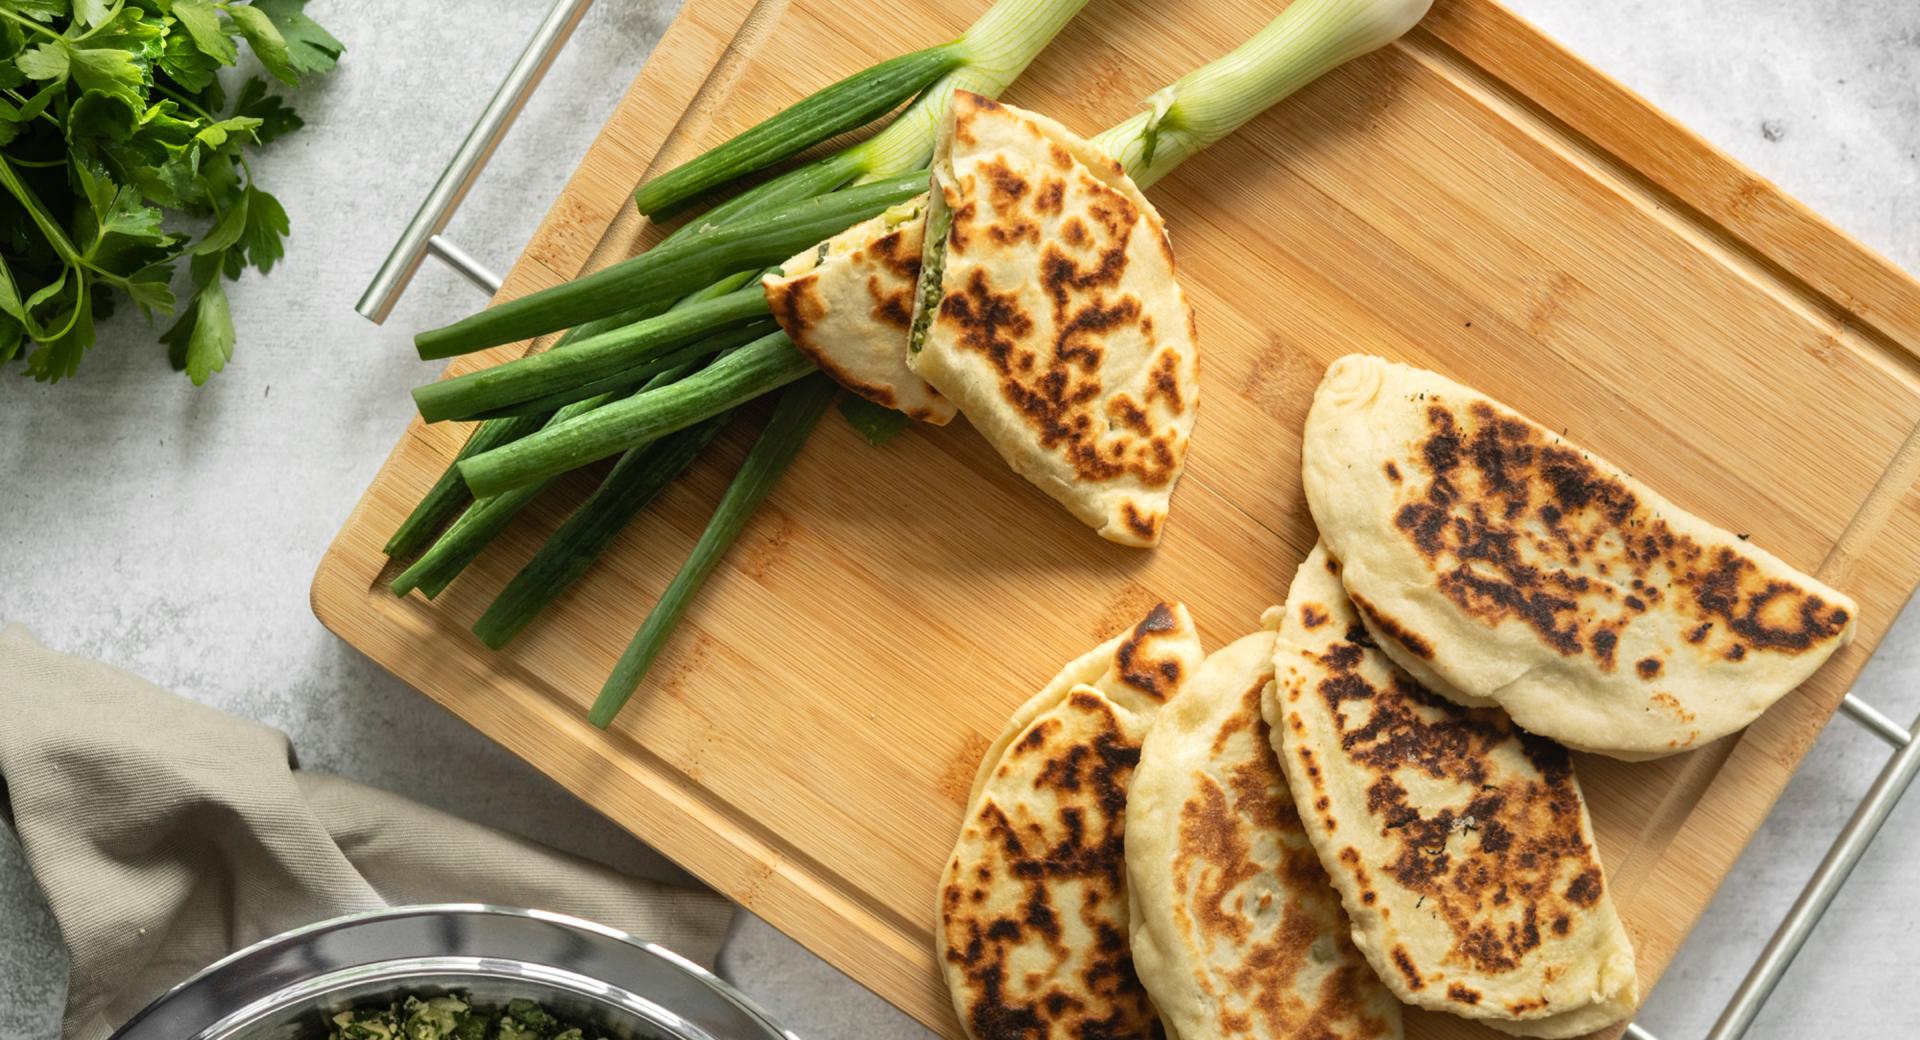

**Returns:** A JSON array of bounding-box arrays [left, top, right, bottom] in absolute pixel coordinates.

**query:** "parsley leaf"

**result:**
[[239, 184, 287, 273], [158, 25, 223, 91], [98, 184, 168, 242], [0, 318, 22, 365], [8, 1, 69, 24], [67, 89, 138, 144], [162, 250, 236, 379], [86, 6, 166, 59], [0, 258, 33, 328], [229, 77, 301, 144], [169, 0, 238, 65], [119, 261, 175, 316], [194, 188, 250, 255], [67, 46, 148, 106], [71, 157, 116, 227], [185, 276, 236, 387], [71, 0, 110, 29], [222, 4, 292, 85], [171, 275, 234, 385], [1, 82, 59, 122], [251, 0, 340, 77], [14, 41, 70, 82], [193, 114, 260, 148]]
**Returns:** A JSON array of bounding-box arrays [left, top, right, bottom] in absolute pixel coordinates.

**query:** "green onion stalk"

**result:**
[[412, 288, 774, 422], [385, 0, 1092, 565], [389, 356, 714, 599], [1089, 0, 1433, 189], [631, 45, 967, 218], [384, 276, 748, 562], [411, 0, 1093, 362], [470, 415, 732, 649], [461, 0, 1436, 500], [588, 374, 840, 728], [390, 392, 621, 600]]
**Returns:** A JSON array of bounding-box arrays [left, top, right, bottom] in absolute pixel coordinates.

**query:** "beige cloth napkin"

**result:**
[[0, 624, 735, 1040]]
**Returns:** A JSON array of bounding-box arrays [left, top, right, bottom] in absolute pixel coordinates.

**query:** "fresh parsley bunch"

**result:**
[[0, 0, 341, 384]]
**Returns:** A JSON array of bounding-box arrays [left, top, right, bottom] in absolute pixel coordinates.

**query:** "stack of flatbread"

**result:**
[[937, 355, 1857, 1039]]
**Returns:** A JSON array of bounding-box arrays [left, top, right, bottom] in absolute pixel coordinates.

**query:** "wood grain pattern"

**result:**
[[314, 0, 1920, 1036]]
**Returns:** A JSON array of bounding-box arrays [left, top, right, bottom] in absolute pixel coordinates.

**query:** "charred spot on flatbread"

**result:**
[[1302, 354, 1858, 759], [1131, 626, 1402, 1040], [940, 602, 1204, 1040], [911, 91, 1198, 547], [1393, 398, 1849, 664], [942, 695, 1161, 1040], [763, 202, 955, 423], [1269, 545, 1637, 1033]]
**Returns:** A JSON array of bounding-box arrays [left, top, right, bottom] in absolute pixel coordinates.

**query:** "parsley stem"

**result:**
[[152, 82, 216, 122], [0, 7, 61, 39], [36, 274, 85, 342], [0, 153, 80, 265], [2, 88, 62, 131]]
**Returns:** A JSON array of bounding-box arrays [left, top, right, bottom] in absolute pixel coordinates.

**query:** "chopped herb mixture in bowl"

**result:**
[[327, 994, 605, 1040]]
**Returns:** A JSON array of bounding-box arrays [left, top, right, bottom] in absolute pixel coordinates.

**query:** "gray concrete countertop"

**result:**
[[2, 2, 1915, 1038]]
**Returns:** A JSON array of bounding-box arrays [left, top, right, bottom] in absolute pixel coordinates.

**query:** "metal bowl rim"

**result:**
[[110, 903, 797, 1040]]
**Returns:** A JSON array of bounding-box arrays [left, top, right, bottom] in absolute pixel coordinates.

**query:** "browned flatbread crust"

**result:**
[[1127, 620, 1403, 1040], [939, 602, 1205, 1040], [1268, 545, 1636, 1038], [763, 198, 956, 423], [1302, 354, 1857, 758], [909, 92, 1199, 547]]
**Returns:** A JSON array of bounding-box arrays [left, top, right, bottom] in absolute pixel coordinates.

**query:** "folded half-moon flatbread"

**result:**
[[1268, 545, 1637, 1038], [1301, 354, 1857, 759], [939, 602, 1206, 1040], [1128, 616, 1403, 1040], [908, 90, 1199, 547], [762, 194, 957, 423]]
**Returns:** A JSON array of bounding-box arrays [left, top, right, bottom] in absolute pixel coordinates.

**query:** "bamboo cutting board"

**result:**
[[314, 0, 1920, 1035]]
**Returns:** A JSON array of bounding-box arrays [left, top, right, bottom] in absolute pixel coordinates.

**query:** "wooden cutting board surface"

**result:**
[[314, 0, 1920, 1035]]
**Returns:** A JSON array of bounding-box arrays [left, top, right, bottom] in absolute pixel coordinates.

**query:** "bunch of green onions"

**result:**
[[393, 0, 1432, 727], [390, 0, 1094, 724]]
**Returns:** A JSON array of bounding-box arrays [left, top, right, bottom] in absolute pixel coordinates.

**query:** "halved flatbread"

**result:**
[[940, 603, 1206, 1040], [1128, 616, 1402, 1040], [1268, 545, 1637, 1038], [1302, 354, 1857, 759], [762, 195, 957, 423], [909, 91, 1199, 547]]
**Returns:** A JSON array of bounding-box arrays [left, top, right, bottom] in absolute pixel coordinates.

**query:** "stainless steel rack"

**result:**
[[358, 3, 1920, 1036]]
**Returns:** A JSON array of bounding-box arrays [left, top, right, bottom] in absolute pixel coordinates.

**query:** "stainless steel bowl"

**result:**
[[107, 904, 797, 1040]]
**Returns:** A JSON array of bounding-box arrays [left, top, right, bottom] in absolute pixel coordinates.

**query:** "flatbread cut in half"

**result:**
[[908, 91, 1199, 548], [940, 602, 1206, 1040], [1301, 353, 1857, 759], [1128, 615, 1403, 1040], [762, 195, 957, 423], [1268, 544, 1637, 1038]]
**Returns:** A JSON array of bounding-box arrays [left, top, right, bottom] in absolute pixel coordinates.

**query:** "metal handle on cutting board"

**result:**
[[356, 0, 596, 321]]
